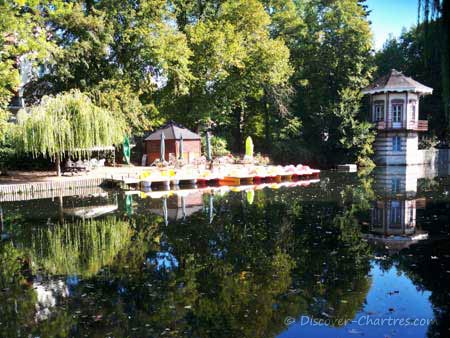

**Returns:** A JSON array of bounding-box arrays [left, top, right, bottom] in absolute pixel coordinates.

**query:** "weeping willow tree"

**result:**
[[30, 217, 132, 278], [13, 90, 126, 175], [419, 0, 450, 139]]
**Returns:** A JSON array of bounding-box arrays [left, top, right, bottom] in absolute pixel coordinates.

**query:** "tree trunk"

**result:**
[[234, 104, 243, 154], [264, 95, 271, 150], [0, 206, 3, 234], [56, 154, 61, 176]]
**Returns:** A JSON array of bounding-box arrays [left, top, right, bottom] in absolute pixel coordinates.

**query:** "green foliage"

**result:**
[[2, 0, 378, 166], [0, 109, 11, 143], [0, 174, 379, 336], [89, 80, 163, 136], [0, 241, 28, 289], [98, 0, 193, 95], [290, 0, 374, 166], [0, 144, 52, 171], [164, 0, 292, 153], [0, 0, 54, 109], [333, 88, 376, 167], [419, 135, 439, 149], [419, 0, 450, 140], [22, 0, 192, 133], [202, 135, 230, 157], [0, 242, 38, 337], [13, 90, 126, 159], [31, 217, 132, 277], [375, 22, 448, 141]]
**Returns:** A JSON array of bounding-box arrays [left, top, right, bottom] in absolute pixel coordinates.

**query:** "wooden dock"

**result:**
[[0, 165, 320, 201], [0, 178, 105, 202], [104, 170, 320, 191], [139, 178, 320, 199]]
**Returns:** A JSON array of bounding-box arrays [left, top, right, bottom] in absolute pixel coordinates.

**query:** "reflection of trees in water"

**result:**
[[369, 174, 450, 338], [0, 242, 37, 337], [290, 188, 373, 324], [75, 188, 373, 337], [30, 217, 133, 277], [0, 216, 134, 338], [156, 192, 298, 337], [0, 241, 75, 337], [0, 182, 376, 337]]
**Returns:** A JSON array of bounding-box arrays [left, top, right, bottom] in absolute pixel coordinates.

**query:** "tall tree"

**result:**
[[1, 0, 383, 166], [163, 0, 292, 152], [419, 0, 450, 140], [375, 23, 445, 140], [293, 0, 375, 166], [13, 90, 126, 175], [23, 0, 192, 134], [0, 0, 54, 138]]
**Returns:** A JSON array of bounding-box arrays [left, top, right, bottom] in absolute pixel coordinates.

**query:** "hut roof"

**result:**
[[362, 69, 433, 95], [144, 121, 201, 141]]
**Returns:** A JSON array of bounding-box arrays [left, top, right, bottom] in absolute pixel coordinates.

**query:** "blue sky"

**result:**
[[366, 0, 419, 50]]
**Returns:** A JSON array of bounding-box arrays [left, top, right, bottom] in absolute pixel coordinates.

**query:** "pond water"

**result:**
[[1, 166, 449, 338]]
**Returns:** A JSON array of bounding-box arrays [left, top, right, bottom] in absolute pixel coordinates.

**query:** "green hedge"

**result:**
[[0, 146, 53, 171]]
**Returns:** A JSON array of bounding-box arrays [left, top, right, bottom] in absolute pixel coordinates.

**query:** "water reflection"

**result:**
[[148, 190, 203, 221], [0, 170, 449, 337], [367, 166, 431, 253]]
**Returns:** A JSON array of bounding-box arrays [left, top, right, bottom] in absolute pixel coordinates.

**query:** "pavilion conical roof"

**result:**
[[362, 69, 433, 95]]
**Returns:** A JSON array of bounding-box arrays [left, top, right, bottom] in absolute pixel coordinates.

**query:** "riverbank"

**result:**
[[0, 167, 150, 184]]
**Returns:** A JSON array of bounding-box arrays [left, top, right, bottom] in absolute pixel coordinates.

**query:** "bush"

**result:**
[[202, 135, 230, 157], [254, 153, 271, 165], [419, 135, 438, 149], [0, 145, 53, 172]]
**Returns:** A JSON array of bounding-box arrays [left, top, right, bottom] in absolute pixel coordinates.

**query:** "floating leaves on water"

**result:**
[[321, 311, 332, 318], [374, 256, 387, 261], [348, 328, 364, 335], [387, 291, 399, 296]]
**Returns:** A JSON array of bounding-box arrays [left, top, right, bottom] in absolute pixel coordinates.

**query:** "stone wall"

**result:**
[[416, 148, 450, 165], [375, 137, 450, 166]]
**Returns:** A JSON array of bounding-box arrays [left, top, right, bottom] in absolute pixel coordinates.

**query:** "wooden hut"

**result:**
[[144, 121, 202, 165]]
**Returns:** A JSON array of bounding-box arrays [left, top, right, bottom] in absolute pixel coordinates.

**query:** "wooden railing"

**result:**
[[374, 120, 428, 131], [416, 120, 428, 131]]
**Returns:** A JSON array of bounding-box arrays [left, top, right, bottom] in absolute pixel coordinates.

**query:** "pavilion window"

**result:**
[[373, 101, 384, 121], [391, 178, 400, 192], [390, 201, 402, 226], [372, 208, 383, 227], [392, 103, 403, 123], [392, 136, 401, 152]]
